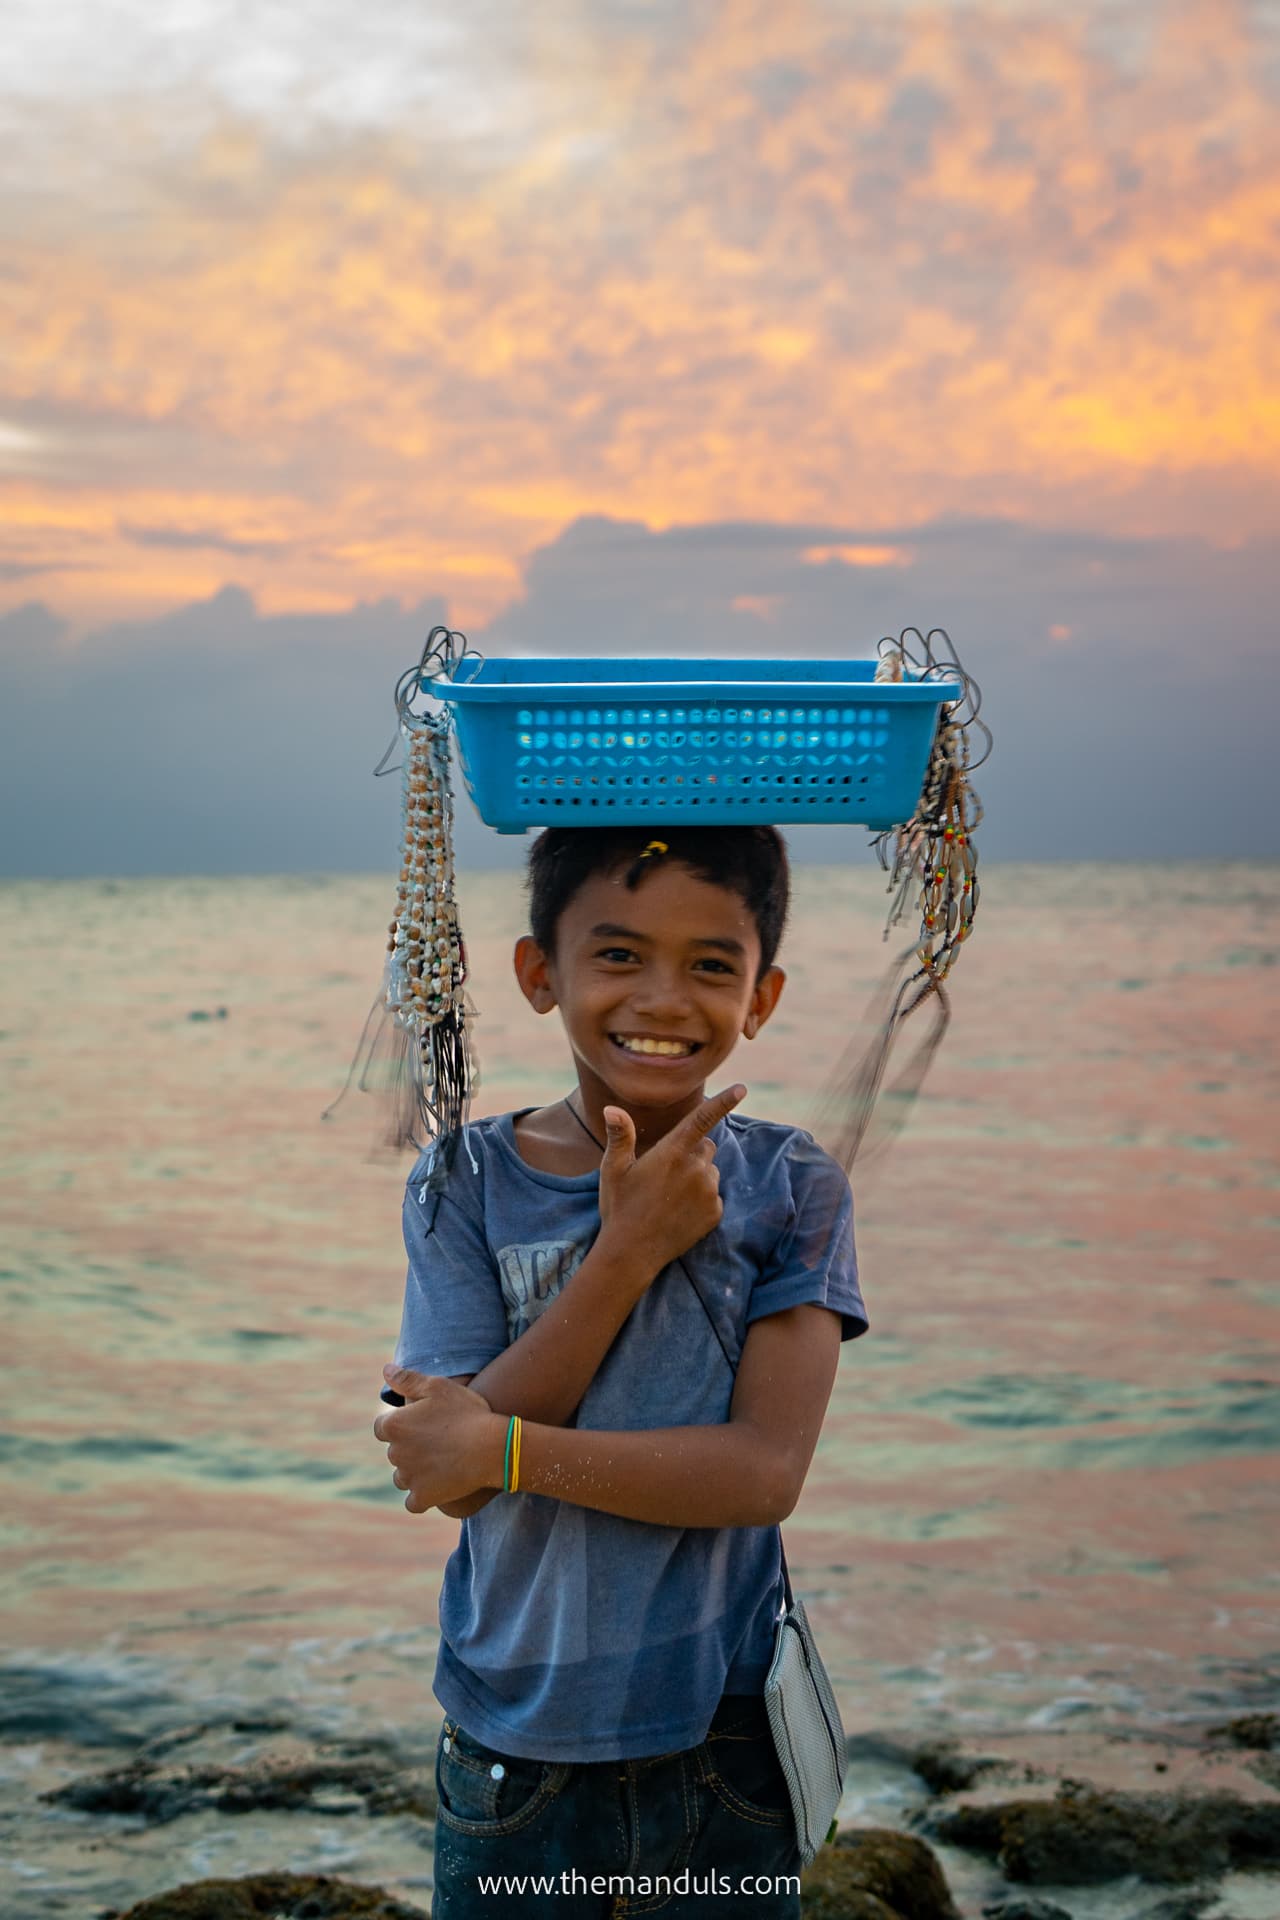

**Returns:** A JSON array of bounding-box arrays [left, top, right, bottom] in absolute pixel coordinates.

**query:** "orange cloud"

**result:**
[[1, 0, 1276, 634], [730, 593, 783, 620], [802, 545, 913, 569]]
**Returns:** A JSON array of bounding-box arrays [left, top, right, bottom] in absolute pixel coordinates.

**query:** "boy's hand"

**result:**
[[597, 1083, 746, 1273], [375, 1366, 506, 1514]]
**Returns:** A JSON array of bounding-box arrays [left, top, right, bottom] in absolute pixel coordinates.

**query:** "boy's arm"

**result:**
[[419, 1086, 745, 1519], [430, 1229, 659, 1517], [378, 1301, 842, 1529], [455, 1227, 662, 1416], [466, 1085, 745, 1420]]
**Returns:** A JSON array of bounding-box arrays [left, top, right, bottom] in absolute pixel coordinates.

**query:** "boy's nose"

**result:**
[[628, 972, 694, 1018]]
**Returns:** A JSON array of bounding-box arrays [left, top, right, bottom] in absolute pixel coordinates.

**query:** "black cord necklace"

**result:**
[[562, 1094, 605, 1152], [561, 1091, 737, 1375]]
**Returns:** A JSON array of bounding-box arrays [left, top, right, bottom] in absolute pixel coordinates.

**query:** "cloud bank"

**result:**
[[2, 513, 1273, 876]]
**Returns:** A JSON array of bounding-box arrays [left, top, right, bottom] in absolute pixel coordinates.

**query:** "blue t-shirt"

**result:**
[[395, 1106, 867, 1763]]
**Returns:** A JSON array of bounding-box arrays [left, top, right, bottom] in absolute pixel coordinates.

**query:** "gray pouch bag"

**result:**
[[671, 1261, 847, 1863], [763, 1550, 846, 1866]]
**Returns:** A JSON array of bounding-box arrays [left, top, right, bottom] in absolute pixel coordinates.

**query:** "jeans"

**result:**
[[431, 1693, 803, 1918]]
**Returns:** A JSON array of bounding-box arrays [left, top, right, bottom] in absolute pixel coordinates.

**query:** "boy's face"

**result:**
[[514, 859, 784, 1116]]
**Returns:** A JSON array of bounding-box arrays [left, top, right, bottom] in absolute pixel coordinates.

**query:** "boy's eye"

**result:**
[[593, 947, 735, 975]]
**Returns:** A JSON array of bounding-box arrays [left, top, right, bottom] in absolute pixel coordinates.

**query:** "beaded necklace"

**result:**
[[381, 694, 476, 1186], [820, 626, 989, 1168], [325, 627, 477, 1188]]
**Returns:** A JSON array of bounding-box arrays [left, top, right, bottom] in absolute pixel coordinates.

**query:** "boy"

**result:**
[[374, 825, 867, 1918]]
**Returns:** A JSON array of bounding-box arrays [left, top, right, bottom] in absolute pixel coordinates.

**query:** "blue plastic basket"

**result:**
[[429, 656, 962, 833]]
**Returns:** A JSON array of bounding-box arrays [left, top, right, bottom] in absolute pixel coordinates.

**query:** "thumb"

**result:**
[[600, 1106, 636, 1168], [383, 1362, 431, 1400]]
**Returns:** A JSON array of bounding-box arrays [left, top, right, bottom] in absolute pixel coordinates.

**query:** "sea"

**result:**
[[1, 861, 1277, 1916]]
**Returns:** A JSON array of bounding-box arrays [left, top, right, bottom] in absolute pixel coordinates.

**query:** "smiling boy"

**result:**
[[375, 825, 867, 1918]]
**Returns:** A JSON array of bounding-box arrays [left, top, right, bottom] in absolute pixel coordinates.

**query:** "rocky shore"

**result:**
[[14, 1710, 1280, 1918]]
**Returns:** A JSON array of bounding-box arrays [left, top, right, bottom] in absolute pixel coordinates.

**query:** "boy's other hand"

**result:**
[[375, 1365, 505, 1514], [598, 1084, 746, 1273]]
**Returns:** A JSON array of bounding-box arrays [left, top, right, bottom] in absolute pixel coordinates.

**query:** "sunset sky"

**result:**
[[2, 0, 1277, 872]]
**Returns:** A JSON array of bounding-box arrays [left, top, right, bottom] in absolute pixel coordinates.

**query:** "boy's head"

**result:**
[[515, 827, 790, 1109], [525, 826, 790, 981]]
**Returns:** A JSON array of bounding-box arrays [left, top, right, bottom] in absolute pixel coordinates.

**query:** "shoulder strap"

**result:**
[[778, 1540, 795, 1612], [672, 1255, 737, 1375], [674, 1253, 793, 1615]]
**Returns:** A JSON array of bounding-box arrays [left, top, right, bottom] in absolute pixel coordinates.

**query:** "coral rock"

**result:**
[[1207, 1712, 1277, 1752], [930, 1783, 1280, 1885], [109, 1871, 427, 1919], [801, 1828, 958, 1920], [45, 1753, 436, 1825], [908, 1738, 1004, 1795]]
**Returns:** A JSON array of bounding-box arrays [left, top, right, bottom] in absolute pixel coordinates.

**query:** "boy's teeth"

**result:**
[[614, 1035, 694, 1056]]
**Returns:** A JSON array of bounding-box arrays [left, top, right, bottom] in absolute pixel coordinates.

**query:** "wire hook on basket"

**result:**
[[373, 627, 479, 778]]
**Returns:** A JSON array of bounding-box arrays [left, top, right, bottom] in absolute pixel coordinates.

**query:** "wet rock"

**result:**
[[105, 1871, 426, 1918], [1207, 1712, 1277, 1752], [928, 1781, 1280, 1884], [800, 1828, 958, 1919], [908, 1738, 1004, 1795], [800, 1869, 902, 1920], [845, 1732, 924, 1774], [46, 1751, 436, 1825], [1134, 1893, 1222, 1920], [1247, 1752, 1280, 1793], [981, 1899, 1073, 1920]]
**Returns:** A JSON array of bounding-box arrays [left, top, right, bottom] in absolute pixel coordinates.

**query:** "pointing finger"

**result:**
[[677, 1082, 746, 1144]]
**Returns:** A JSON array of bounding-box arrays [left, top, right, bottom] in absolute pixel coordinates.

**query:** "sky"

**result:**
[[2, 0, 1277, 874]]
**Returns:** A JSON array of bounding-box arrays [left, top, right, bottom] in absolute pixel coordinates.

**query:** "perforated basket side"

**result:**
[[452, 693, 942, 832]]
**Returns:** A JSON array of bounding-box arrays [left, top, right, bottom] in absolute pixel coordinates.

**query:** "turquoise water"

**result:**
[[1, 862, 1277, 1910]]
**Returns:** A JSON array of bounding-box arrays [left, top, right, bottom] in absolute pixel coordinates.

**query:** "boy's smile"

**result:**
[[514, 858, 785, 1153]]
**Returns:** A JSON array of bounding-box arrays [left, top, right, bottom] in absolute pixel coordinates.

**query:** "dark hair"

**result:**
[[525, 826, 790, 978]]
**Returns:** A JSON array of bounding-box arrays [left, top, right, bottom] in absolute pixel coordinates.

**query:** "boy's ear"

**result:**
[[513, 934, 559, 1015], [742, 964, 785, 1040]]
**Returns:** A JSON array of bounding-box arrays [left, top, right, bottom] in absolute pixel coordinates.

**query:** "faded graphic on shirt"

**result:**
[[496, 1240, 587, 1342]]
